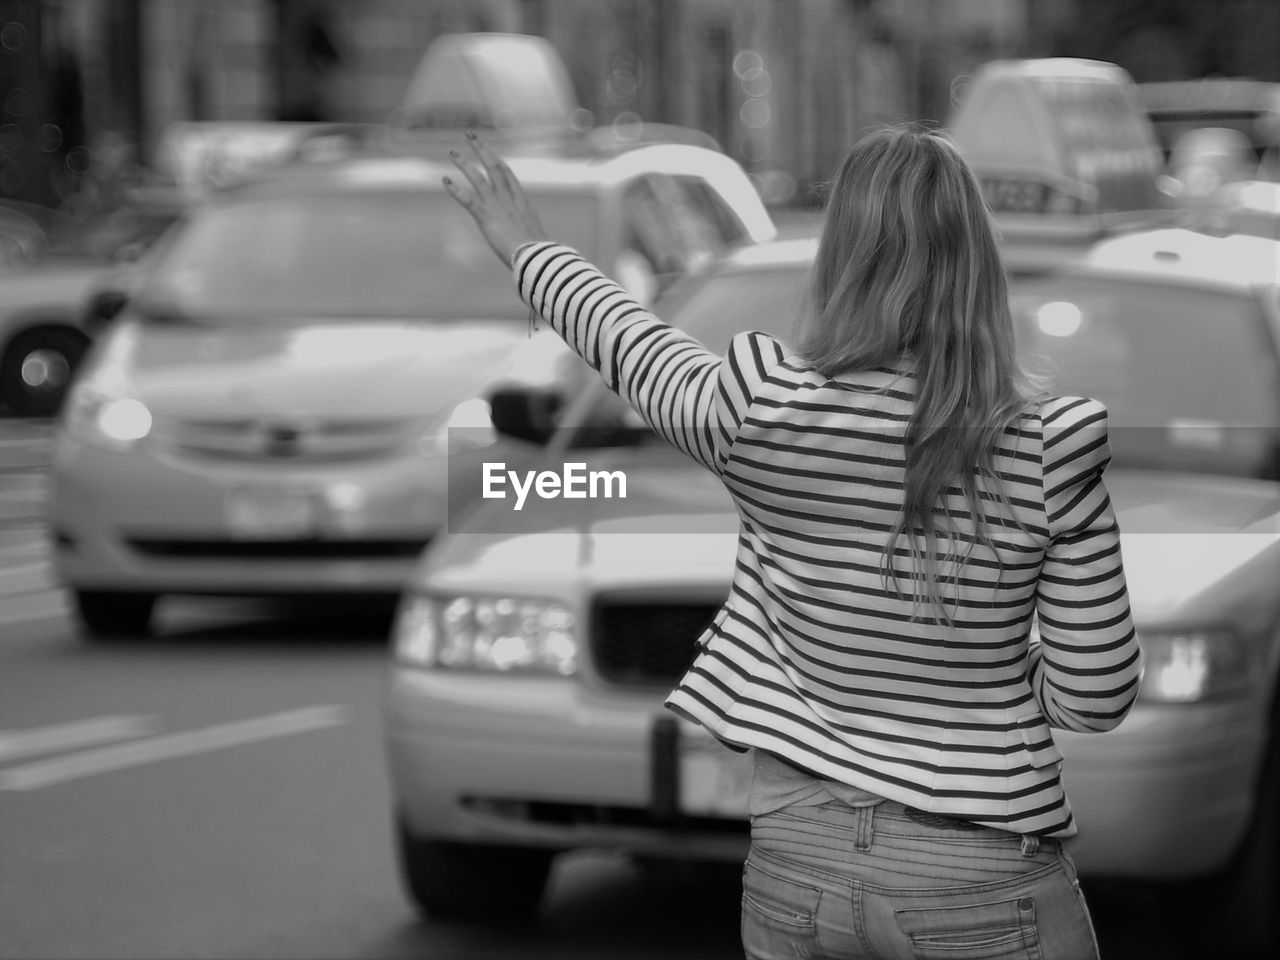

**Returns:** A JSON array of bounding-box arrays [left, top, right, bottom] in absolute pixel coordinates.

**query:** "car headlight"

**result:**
[[393, 594, 577, 675], [1137, 630, 1253, 703], [63, 389, 154, 450]]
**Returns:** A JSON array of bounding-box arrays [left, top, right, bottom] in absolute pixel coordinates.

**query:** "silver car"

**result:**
[[47, 134, 774, 638]]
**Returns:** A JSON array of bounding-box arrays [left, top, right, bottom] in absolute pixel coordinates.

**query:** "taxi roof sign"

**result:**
[[154, 121, 376, 192], [948, 58, 1166, 219], [400, 33, 580, 131]]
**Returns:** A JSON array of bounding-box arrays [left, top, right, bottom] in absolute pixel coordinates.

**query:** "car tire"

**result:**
[[73, 590, 157, 639], [1, 327, 89, 417], [395, 817, 553, 922]]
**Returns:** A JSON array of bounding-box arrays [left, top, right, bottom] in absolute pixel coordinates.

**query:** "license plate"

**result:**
[[224, 487, 317, 540], [678, 740, 754, 817]]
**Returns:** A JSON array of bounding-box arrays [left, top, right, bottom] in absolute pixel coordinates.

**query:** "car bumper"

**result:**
[[384, 668, 751, 861], [386, 671, 1268, 877], [1056, 699, 1265, 879], [48, 436, 447, 595]]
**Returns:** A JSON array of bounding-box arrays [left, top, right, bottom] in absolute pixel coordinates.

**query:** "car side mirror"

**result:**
[[82, 287, 129, 335], [488, 387, 563, 446]]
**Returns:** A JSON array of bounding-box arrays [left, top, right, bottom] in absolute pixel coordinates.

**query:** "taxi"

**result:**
[[384, 230, 1280, 950], [946, 57, 1174, 270], [45, 130, 774, 639]]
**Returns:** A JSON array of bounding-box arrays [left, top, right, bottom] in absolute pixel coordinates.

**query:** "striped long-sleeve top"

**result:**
[[514, 240, 1142, 838]]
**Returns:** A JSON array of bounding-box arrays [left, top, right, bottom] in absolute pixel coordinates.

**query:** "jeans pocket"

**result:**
[[741, 854, 822, 929], [895, 896, 1041, 959]]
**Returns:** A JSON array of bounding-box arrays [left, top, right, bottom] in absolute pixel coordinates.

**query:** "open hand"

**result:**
[[443, 132, 547, 268]]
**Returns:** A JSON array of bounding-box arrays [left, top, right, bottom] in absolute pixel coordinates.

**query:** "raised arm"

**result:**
[[1030, 397, 1142, 733], [515, 241, 785, 472], [444, 133, 785, 472]]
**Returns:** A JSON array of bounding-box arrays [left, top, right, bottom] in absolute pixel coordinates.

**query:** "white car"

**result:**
[[385, 230, 1280, 952], [46, 131, 774, 639]]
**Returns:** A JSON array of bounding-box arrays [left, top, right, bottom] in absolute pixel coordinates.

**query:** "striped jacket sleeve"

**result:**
[[1031, 397, 1142, 732], [513, 241, 786, 473]]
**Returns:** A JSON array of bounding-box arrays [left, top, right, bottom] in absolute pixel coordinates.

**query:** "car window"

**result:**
[[1010, 275, 1278, 477], [674, 176, 750, 248], [46, 208, 183, 263], [620, 172, 751, 287], [656, 174, 745, 264], [139, 189, 597, 322], [622, 176, 685, 279]]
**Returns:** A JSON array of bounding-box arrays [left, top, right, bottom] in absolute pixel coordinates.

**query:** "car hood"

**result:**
[[425, 455, 1280, 629], [1104, 471, 1280, 629], [110, 317, 528, 420]]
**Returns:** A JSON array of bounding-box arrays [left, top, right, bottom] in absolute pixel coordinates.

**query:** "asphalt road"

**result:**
[[0, 415, 1231, 959]]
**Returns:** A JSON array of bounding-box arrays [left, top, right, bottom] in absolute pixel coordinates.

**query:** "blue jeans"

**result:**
[[741, 799, 1101, 960]]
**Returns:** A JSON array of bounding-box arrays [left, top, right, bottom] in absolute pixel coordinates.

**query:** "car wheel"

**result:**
[[73, 590, 157, 639], [1, 328, 89, 417], [395, 817, 553, 922]]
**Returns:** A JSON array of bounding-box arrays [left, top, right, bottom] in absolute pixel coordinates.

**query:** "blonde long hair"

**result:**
[[798, 126, 1039, 623]]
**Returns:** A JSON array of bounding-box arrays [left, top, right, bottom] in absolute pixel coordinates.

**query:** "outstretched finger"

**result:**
[[441, 175, 478, 214], [448, 148, 491, 198], [466, 133, 519, 199]]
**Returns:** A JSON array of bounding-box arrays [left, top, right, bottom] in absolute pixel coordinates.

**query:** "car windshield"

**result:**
[[137, 189, 597, 322], [45, 207, 183, 263], [569, 259, 1279, 478], [42, 207, 185, 264], [1010, 275, 1277, 477]]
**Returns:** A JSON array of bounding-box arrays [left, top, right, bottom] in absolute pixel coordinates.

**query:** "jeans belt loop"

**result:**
[[855, 803, 874, 851], [1020, 833, 1041, 857]]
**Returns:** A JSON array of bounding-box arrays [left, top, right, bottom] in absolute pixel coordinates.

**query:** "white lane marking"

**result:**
[[0, 537, 49, 560], [0, 474, 46, 492], [0, 491, 45, 509], [0, 561, 54, 595], [0, 589, 69, 627], [0, 705, 348, 791], [0, 715, 158, 763]]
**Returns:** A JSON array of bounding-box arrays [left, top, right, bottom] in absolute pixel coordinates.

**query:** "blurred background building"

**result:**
[[3, 0, 1279, 210]]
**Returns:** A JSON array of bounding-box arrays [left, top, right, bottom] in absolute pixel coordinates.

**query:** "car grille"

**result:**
[[591, 598, 722, 687], [157, 417, 418, 463], [126, 538, 428, 560]]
